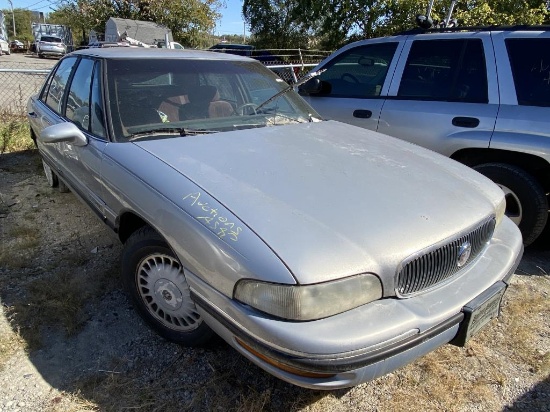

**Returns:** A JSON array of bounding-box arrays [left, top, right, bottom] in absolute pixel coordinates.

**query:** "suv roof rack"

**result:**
[[396, 24, 550, 35]]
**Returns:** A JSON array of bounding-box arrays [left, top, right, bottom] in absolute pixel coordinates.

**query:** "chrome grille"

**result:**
[[396, 217, 496, 296]]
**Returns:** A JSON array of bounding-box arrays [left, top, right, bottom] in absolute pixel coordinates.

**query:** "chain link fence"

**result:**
[[0, 61, 51, 117]]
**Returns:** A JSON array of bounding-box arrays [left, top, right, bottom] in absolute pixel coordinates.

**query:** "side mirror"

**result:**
[[40, 122, 88, 147], [298, 78, 323, 95]]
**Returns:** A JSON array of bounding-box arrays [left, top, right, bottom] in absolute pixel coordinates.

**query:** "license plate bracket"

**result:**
[[450, 282, 507, 347]]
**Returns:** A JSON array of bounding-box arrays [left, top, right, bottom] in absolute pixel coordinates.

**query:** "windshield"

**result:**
[[105, 58, 321, 141]]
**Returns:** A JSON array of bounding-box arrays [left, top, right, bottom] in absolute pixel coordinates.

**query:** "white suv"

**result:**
[[300, 27, 550, 246]]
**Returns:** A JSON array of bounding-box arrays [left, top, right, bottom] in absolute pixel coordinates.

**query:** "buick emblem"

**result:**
[[457, 241, 472, 267]]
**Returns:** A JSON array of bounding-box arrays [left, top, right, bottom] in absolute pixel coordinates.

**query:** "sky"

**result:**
[[8, 0, 249, 36]]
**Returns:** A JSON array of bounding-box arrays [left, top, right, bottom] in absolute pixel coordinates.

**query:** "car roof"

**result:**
[[397, 24, 550, 35], [69, 47, 254, 61]]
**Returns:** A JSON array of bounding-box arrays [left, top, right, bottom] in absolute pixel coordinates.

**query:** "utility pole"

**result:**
[[7, 0, 16, 37]]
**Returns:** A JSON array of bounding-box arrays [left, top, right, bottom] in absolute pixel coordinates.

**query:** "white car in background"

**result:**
[[0, 37, 10, 56]]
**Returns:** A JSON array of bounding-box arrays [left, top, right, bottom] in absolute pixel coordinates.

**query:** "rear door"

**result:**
[[32, 56, 78, 172], [300, 37, 403, 130], [491, 31, 550, 154], [378, 33, 498, 156], [33, 56, 109, 212]]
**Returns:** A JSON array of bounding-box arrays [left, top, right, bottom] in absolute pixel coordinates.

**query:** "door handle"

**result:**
[[353, 109, 372, 119], [452, 116, 479, 128], [28, 112, 38, 118]]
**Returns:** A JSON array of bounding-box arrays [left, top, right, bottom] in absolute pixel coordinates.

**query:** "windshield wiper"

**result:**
[[255, 69, 326, 113], [129, 127, 216, 140]]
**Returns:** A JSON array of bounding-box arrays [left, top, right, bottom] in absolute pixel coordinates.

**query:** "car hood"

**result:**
[[134, 121, 502, 284]]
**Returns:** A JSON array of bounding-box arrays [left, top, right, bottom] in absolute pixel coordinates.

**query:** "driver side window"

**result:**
[[317, 42, 398, 98]]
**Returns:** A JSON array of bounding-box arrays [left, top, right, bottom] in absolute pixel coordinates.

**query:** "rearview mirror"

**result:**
[[358, 57, 375, 66], [40, 123, 88, 147]]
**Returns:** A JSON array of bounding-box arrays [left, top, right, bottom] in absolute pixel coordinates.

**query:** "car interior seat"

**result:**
[[179, 85, 234, 120]]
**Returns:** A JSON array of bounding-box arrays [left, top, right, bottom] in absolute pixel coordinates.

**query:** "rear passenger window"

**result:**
[[506, 38, 550, 107], [317, 42, 398, 98], [65, 58, 94, 129], [398, 39, 488, 103], [43, 57, 78, 113]]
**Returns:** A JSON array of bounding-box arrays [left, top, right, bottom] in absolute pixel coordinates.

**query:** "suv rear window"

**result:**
[[506, 38, 550, 107], [41, 36, 63, 43]]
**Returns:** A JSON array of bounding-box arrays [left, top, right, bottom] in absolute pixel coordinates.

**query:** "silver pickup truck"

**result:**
[[300, 27, 550, 246]]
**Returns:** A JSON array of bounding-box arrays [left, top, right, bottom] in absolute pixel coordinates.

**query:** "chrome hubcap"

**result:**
[[136, 253, 201, 332], [498, 184, 522, 226]]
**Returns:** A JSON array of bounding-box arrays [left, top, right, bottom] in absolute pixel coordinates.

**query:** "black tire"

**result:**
[[41, 158, 59, 188], [474, 163, 548, 246], [121, 226, 214, 346], [57, 177, 70, 193]]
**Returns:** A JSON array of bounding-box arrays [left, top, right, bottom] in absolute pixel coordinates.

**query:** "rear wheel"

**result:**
[[474, 163, 548, 246], [121, 226, 214, 346], [41, 159, 59, 188]]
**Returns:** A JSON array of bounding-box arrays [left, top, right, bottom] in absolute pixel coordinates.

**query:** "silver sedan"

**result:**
[[27, 48, 523, 389]]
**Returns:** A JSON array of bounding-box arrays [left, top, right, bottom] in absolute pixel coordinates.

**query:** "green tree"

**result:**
[[245, 0, 549, 50], [454, 0, 549, 26], [243, 0, 311, 48], [0, 8, 40, 41], [48, 0, 223, 48]]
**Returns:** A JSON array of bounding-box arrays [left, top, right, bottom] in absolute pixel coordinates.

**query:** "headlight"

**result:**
[[495, 196, 506, 226], [234, 274, 382, 321]]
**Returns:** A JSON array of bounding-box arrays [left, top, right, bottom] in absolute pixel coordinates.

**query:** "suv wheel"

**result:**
[[474, 163, 548, 246], [121, 226, 214, 346]]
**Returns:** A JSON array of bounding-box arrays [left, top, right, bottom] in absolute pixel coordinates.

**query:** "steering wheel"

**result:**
[[236, 103, 259, 115], [341, 73, 360, 83]]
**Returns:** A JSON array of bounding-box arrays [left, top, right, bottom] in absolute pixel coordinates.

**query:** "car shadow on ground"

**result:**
[[502, 376, 550, 411]]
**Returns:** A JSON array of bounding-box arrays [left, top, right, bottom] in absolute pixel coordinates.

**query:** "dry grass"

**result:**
[[9, 265, 118, 349], [0, 112, 34, 154], [501, 277, 550, 374], [43, 391, 98, 412], [0, 310, 26, 368], [0, 224, 41, 270]]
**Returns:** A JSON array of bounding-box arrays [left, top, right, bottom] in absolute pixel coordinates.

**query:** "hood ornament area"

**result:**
[[457, 241, 472, 267]]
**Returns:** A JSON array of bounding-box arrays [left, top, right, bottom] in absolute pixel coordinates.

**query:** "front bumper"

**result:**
[[187, 217, 523, 389]]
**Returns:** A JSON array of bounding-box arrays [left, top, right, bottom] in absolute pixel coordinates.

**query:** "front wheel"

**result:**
[[474, 163, 548, 246], [121, 226, 214, 346]]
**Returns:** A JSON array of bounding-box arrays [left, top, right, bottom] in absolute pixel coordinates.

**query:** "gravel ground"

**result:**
[[0, 149, 549, 412]]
